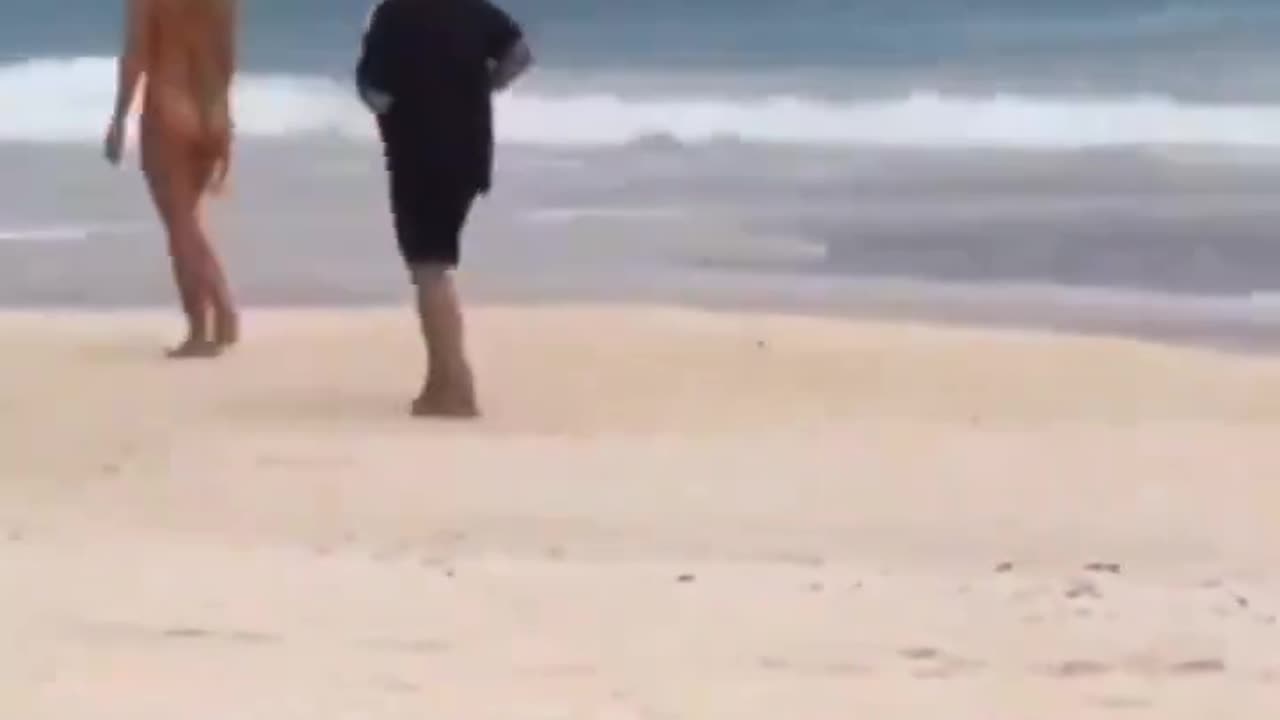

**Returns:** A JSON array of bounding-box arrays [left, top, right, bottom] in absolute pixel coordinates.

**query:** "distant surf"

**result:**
[[8, 56, 1280, 149]]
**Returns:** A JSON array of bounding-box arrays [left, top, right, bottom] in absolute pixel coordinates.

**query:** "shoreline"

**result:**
[[5, 286, 1280, 358]]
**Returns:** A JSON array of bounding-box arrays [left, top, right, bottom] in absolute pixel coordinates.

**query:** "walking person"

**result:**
[[357, 0, 533, 417], [105, 0, 240, 358]]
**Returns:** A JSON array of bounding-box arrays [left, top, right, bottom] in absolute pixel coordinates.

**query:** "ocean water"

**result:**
[[4, 0, 1280, 347], [5, 0, 1280, 146]]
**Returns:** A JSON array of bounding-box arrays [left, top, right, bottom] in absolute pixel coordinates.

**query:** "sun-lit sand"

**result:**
[[3, 305, 1280, 718]]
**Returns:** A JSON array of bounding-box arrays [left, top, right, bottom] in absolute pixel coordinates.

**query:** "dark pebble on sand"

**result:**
[[1065, 579, 1102, 600], [677, 573, 696, 583], [899, 646, 940, 661], [808, 582, 824, 593], [1084, 562, 1121, 575], [995, 562, 1014, 573]]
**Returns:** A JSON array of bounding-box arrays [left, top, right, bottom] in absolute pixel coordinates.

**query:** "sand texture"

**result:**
[[3, 306, 1279, 719]]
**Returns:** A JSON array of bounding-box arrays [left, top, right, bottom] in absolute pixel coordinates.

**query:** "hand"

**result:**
[[207, 129, 233, 193], [208, 152, 231, 194], [103, 117, 125, 166]]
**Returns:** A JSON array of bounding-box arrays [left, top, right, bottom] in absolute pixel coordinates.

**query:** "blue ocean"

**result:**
[[4, 0, 1280, 146], [3, 0, 1280, 347]]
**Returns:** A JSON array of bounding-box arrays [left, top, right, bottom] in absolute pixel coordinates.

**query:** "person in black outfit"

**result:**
[[357, 0, 533, 418]]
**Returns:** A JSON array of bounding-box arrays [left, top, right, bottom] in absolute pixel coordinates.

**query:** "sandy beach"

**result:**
[[9, 1, 1280, 715], [2, 305, 1279, 718]]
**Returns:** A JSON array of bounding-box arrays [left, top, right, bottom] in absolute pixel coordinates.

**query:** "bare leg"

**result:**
[[164, 217, 221, 359], [145, 134, 221, 358], [189, 144, 239, 348], [179, 225, 237, 354], [145, 165, 215, 354], [189, 199, 239, 348], [409, 264, 478, 418], [209, 258, 239, 348], [166, 233, 214, 350]]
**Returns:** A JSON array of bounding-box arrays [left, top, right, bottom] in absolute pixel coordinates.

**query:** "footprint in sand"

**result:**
[[1064, 577, 1103, 600], [1125, 656, 1228, 678], [162, 627, 279, 645], [1042, 659, 1113, 679], [898, 646, 983, 678], [1167, 658, 1227, 675], [900, 646, 941, 661]]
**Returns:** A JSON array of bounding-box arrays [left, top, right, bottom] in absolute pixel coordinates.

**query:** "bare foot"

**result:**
[[166, 338, 223, 359], [214, 312, 240, 348], [410, 389, 480, 419]]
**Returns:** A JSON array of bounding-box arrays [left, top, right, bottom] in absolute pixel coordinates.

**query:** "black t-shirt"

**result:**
[[358, 0, 523, 192]]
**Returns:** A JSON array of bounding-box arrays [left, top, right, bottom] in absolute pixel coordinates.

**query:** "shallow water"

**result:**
[[4, 139, 1280, 351]]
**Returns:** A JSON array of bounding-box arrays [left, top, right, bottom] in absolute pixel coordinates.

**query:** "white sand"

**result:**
[[3, 306, 1279, 719]]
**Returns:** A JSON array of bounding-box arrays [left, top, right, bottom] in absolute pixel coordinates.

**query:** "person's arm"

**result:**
[[208, 0, 238, 189], [111, 0, 150, 124], [211, 0, 237, 97], [356, 1, 396, 114], [479, 1, 533, 92], [490, 37, 532, 92]]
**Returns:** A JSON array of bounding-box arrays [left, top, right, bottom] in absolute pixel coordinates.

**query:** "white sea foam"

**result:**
[[0, 225, 95, 243], [8, 56, 1280, 149]]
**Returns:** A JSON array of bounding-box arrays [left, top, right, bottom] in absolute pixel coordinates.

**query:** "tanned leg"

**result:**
[[166, 235, 214, 354], [189, 145, 239, 348], [143, 135, 216, 357], [207, 247, 239, 348], [409, 264, 479, 418]]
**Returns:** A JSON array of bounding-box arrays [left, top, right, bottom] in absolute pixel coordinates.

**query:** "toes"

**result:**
[[410, 392, 480, 419], [166, 340, 224, 359]]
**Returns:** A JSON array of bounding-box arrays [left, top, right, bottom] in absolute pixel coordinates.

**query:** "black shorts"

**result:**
[[388, 166, 476, 268]]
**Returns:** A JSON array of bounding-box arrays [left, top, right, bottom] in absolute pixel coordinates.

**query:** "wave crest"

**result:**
[[6, 56, 1280, 148]]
